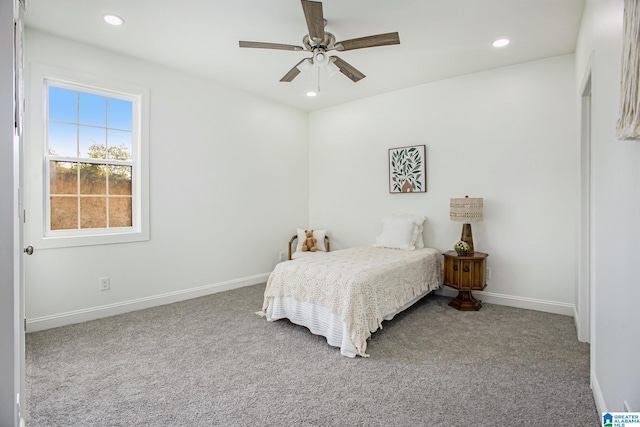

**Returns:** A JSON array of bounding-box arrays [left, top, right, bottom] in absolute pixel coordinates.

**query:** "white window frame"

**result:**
[[27, 64, 149, 249]]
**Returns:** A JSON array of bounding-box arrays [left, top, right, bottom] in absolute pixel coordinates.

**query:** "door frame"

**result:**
[[577, 56, 593, 345]]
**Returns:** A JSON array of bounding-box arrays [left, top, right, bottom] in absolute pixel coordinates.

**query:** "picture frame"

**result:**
[[388, 145, 426, 193]]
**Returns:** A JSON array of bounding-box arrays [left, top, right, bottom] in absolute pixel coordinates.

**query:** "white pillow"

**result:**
[[374, 216, 422, 250], [393, 214, 426, 249], [295, 228, 327, 252], [414, 223, 425, 249]]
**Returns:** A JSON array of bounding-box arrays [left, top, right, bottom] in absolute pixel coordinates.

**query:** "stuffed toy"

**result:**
[[301, 229, 317, 252]]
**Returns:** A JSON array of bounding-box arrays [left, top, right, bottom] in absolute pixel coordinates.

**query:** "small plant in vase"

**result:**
[[454, 240, 470, 256]]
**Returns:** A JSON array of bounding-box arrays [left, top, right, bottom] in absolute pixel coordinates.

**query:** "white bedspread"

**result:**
[[259, 246, 443, 356]]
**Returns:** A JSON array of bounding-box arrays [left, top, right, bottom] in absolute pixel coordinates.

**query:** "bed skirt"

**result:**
[[265, 289, 432, 357]]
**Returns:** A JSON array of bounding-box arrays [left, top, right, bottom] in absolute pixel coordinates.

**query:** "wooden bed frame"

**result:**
[[288, 234, 330, 260]]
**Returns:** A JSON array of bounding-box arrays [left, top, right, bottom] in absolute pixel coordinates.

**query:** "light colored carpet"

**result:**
[[26, 284, 599, 426]]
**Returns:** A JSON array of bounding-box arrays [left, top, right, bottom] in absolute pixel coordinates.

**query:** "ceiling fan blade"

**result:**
[[301, 0, 325, 44], [280, 59, 308, 82], [330, 56, 366, 82], [334, 32, 400, 52], [239, 41, 304, 51]]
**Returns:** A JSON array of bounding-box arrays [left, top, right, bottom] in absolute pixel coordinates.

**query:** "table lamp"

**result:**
[[450, 196, 483, 254]]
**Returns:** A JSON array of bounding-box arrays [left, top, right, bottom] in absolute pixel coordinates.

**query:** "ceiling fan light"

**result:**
[[326, 60, 340, 77], [313, 50, 329, 67], [297, 58, 314, 74]]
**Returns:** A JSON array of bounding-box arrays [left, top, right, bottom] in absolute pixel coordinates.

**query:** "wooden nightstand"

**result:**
[[442, 250, 488, 311]]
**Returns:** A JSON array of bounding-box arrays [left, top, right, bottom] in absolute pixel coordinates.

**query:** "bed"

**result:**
[[258, 244, 443, 357]]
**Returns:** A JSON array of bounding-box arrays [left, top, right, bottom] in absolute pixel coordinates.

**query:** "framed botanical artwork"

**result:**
[[388, 145, 426, 193]]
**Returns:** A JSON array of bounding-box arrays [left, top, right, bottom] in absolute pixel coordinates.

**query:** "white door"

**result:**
[[15, 1, 27, 425]]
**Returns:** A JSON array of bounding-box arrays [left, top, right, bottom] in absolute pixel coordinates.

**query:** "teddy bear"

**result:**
[[301, 229, 317, 252]]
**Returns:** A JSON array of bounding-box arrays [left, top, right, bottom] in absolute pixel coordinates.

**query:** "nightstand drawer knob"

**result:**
[[463, 265, 470, 273], [453, 264, 458, 271]]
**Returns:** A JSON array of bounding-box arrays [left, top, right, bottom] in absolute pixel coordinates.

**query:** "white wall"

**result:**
[[309, 55, 579, 313], [24, 30, 309, 330], [576, 0, 640, 413]]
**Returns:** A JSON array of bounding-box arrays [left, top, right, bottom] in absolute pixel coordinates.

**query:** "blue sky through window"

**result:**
[[79, 93, 106, 127], [48, 85, 133, 159], [48, 86, 77, 122]]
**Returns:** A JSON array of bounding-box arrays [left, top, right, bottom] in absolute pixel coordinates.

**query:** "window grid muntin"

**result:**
[[46, 85, 133, 159], [47, 159, 134, 231], [45, 79, 139, 236]]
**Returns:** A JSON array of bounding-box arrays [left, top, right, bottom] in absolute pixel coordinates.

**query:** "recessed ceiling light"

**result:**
[[492, 38, 510, 48], [306, 91, 318, 97], [103, 14, 125, 26]]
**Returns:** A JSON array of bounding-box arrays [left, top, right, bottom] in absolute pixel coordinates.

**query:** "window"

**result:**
[[27, 65, 149, 248], [46, 83, 136, 233]]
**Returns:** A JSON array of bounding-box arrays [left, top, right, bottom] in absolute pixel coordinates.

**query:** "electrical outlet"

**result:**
[[279, 251, 286, 261], [100, 277, 110, 291], [486, 267, 492, 280]]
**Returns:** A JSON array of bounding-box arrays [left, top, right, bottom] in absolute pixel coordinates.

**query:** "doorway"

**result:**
[[577, 62, 593, 344]]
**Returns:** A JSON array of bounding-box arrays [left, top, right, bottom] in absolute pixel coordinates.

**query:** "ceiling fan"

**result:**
[[239, 0, 400, 83]]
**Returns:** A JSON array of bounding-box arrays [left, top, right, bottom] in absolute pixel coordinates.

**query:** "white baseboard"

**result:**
[[28, 280, 576, 331], [592, 371, 606, 415], [435, 287, 575, 316], [26, 273, 270, 333]]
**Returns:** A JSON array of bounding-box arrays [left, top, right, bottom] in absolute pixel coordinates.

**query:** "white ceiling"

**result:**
[[23, 0, 586, 112]]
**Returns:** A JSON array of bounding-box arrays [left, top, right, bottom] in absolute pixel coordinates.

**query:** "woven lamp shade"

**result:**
[[450, 197, 483, 223]]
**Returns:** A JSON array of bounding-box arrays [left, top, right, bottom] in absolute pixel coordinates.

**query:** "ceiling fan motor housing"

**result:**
[[303, 32, 335, 52]]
